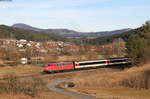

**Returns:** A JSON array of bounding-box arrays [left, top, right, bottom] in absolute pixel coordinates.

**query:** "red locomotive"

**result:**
[[44, 62, 74, 72]]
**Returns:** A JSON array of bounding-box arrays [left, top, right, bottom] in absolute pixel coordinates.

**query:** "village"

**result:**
[[0, 38, 126, 65]]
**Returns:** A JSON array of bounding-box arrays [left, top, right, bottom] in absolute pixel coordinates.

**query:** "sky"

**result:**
[[0, 0, 150, 32]]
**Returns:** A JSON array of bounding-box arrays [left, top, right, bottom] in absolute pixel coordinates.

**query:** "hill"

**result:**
[[0, 25, 65, 41], [12, 23, 131, 38], [89, 25, 145, 44]]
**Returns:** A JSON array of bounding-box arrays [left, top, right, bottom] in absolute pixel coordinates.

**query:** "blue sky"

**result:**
[[0, 0, 150, 32]]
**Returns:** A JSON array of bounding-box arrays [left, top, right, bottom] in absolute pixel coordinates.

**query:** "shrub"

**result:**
[[0, 74, 46, 97], [120, 69, 150, 89]]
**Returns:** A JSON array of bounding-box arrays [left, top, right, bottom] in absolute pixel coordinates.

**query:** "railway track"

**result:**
[[0, 57, 131, 80], [0, 66, 129, 80], [0, 64, 127, 80]]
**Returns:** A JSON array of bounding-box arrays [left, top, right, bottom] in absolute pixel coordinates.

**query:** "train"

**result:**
[[43, 57, 130, 73]]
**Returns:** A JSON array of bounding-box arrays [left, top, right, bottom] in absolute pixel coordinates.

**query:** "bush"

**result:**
[[0, 74, 46, 97], [120, 69, 150, 89]]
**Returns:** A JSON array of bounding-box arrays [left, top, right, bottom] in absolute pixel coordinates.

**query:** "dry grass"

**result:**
[[0, 92, 77, 99], [73, 64, 150, 89], [0, 70, 81, 99], [0, 65, 43, 77], [70, 87, 150, 99], [0, 74, 46, 97]]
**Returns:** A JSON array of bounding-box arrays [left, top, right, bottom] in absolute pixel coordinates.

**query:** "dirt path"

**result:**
[[47, 79, 96, 99]]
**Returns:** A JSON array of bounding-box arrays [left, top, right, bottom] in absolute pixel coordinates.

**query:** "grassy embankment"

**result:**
[[71, 64, 150, 99]]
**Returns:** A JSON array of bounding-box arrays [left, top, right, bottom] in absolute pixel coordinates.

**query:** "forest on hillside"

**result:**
[[0, 25, 65, 41], [126, 22, 150, 63]]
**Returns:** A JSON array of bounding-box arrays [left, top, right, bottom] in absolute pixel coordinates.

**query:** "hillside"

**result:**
[[12, 23, 131, 38], [90, 21, 150, 63], [0, 25, 65, 41]]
